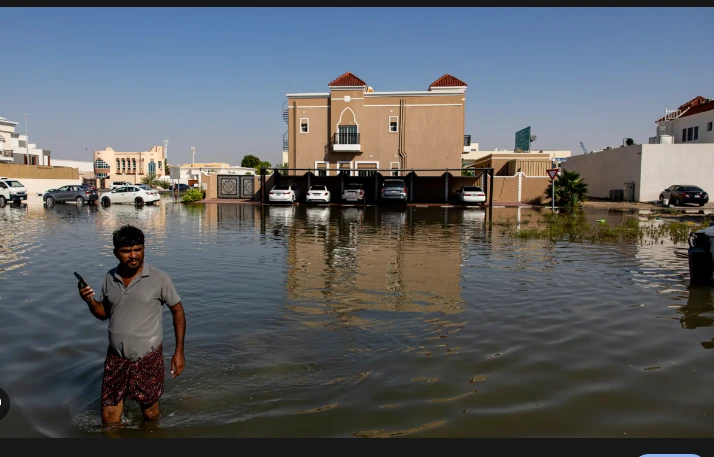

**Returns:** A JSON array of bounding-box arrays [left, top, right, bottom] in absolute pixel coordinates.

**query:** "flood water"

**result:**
[[1, 196, 714, 438]]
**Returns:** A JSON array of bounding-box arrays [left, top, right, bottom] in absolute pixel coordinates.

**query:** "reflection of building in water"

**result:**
[[93, 198, 169, 247], [284, 206, 465, 316]]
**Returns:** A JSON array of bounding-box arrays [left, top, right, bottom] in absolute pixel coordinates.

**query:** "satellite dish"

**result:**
[[625, 138, 634, 146], [530, 135, 537, 142]]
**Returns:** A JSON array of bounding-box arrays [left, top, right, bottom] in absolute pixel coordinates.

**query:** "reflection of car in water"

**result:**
[[267, 204, 296, 225], [462, 208, 486, 223], [340, 207, 364, 224], [305, 206, 330, 224], [379, 207, 407, 226]]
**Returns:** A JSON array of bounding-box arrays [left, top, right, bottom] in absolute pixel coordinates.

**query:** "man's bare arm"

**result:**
[[79, 283, 108, 320], [169, 302, 186, 377]]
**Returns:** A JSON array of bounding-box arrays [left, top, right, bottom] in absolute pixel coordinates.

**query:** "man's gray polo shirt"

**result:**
[[97, 262, 181, 361]]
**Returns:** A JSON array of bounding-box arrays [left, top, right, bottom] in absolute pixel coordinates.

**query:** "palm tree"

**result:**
[[544, 169, 589, 207], [141, 172, 159, 188]]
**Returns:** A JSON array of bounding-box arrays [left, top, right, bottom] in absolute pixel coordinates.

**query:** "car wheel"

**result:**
[[45, 196, 54, 206], [101, 197, 111, 207], [0, 196, 5, 205], [76, 196, 85, 206], [673, 197, 680, 206], [699, 202, 705, 207], [659, 195, 663, 202], [135, 197, 144, 206]]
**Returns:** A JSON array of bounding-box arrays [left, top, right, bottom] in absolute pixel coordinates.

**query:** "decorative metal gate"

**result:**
[[217, 175, 255, 199]]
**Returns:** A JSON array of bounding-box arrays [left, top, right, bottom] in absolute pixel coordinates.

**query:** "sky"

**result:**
[[2, 7, 713, 166]]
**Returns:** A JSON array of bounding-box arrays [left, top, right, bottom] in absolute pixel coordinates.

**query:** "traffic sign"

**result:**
[[546, 169, 559, 180], [553, 157, 567, 163]]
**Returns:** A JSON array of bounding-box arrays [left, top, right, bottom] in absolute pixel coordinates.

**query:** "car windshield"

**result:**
[[680, 186, 703, 192], [274, 186, 290, 190], [463, 186, 482, 191], [6, 181, 23, 188], [311, 185, 327, 191]]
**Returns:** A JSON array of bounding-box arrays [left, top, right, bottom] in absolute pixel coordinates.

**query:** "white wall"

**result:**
[[51, 159, 94, 173], [639, 144, 714, 202], [14, 178, 83, 196], [564, 145, 643, 200], [663, 109, 714, 144]]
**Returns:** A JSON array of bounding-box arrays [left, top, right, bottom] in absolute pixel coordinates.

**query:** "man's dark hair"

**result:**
[[113, 225, 145, 249]]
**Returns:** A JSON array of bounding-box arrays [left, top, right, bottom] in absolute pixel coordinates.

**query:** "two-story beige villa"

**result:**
[[93, 145, 167, 188], [283, 72, 470, 177]]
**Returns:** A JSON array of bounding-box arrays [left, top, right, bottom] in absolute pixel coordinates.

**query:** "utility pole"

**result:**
[[191, 146, 195, 165], [22, 114, 29, 168], [164, 139, 168, 177]]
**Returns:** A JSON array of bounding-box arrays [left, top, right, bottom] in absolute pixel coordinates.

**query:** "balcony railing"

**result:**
[[2, 150, 13, 158], [333, 133, 360, 145], [332, 133, 361, 152]]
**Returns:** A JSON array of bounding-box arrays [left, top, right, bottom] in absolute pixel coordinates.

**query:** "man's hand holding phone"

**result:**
[[75, 272, 95, 304]]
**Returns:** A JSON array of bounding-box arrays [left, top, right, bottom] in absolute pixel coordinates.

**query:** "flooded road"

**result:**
[[1, 197, 713, 437]]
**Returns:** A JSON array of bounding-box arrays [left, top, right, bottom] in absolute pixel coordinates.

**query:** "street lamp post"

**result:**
[[22, 114, 29, 168]]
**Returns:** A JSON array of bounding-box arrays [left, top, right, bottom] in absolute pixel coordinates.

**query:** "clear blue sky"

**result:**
[[2, 7, 713, 165]]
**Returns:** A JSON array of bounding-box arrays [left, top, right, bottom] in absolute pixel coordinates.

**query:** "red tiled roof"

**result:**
[[429, 74, 468, 88], [679, 99, 714, 119], [655, 96, 713, 123], [328, 72, 367, 87]]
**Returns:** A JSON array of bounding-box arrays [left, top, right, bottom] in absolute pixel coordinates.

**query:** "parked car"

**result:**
[[306, 185, 331, 203], [111, 181, 132, 189], [342, 182, 365, 203], [457, 185, 486, 204], [660, 185, 709, 207], [0, 178, 28, 205], [169, 183, 190, 192], [380, 178, 408, 202], [44, 185, 98, 205], [269, 185, 299, 203], [100, 185, 160, 206]]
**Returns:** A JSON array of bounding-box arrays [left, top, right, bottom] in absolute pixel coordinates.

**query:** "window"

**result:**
[[682, 128, 687, 142], [315, 162, 328, 177], [708, 122, 713, 131], [693, 126, 699, 140], [356, 163, 377, 177], [300, 118, 309, 133], [132, 158, 136, 170], [687, 127, 693, 141], [390, 162, 399, 177], [94, 159, 110, 169], [159, 161, 162, 170], [0, 183, 5, 189], [149, 160, 156, 174], [389, 116, 398, 133], [337, 125, 358, 144]]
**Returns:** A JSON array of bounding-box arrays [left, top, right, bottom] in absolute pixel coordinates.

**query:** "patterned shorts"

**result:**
[[101, 344, 164, 407]]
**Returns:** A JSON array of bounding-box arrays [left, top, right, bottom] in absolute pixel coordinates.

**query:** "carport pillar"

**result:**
[[489, 170, 494, 207], [444, 172, 449, 203], [260, 168, 266, 204], [410, 172, 414, 202], [374, 172, 379, 204]]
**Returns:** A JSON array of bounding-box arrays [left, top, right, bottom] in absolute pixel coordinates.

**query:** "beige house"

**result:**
[[283, 72, 470, 177], [93, 145, 167, 187]]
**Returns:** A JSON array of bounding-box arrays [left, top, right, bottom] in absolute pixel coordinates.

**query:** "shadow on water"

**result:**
[[2, 198, 714, 437]]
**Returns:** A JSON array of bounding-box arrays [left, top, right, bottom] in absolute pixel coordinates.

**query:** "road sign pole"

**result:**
[[552, 180, 555, 211]]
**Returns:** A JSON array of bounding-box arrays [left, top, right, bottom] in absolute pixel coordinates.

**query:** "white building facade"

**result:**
[[653, 96, 714, 145], [0, 116, 52, 166]]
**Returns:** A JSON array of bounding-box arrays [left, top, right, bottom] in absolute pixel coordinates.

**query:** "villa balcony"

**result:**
[[0, 150, 13, 162], [332, 133, 361, 152]]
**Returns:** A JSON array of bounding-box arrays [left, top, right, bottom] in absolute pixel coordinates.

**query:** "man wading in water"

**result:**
[[78, 225, 186, 424]]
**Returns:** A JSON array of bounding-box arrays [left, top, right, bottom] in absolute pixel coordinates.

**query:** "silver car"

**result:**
[[44, 185, 99, 205], [380, 178, 408, 202]]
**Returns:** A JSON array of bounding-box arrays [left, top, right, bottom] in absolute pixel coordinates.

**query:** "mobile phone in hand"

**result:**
[[74, 272, 88, 289]]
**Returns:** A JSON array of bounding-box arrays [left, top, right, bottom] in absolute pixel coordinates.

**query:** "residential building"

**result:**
[[93, 145, 167, 188], [653, 95, 714, 144], [174, 162, 255, 188], [0, 116, 52, 165], [282, 72, 470, 177], [462, 145, 571, 172], [566, 99, 714, 202], [51, 159, 95, 182]]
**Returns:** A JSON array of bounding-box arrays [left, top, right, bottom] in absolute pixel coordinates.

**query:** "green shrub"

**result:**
[[181, 188, 204, 203]]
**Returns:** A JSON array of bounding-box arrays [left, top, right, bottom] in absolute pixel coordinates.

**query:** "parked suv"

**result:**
[[342, 182, 365, 203], [0, 178, 28, 205], [380, 178, 407, 202], [43, 185, 99, 205]]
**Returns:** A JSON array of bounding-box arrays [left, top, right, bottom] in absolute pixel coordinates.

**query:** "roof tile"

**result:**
[[328, 72, 367, 87], [429, 74, 468, 88]]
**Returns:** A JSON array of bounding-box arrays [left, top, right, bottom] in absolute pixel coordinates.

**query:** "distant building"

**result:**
[[174, 162, 255, 187], [93, 145, 167, 188], [653, 95, 714, 144], [462, 145, 571, 173], [283, 72, 470, 177], [0, 116, 52, 166]]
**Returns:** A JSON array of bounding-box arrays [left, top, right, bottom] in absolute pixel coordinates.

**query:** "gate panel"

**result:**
[[218, 175, 255, 199]]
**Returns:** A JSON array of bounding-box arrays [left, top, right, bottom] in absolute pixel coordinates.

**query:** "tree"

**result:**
[[141, 172, 159, 188], [544, 169, 589, 207], [241, 155, 261, 168], [278, 162, 289, 172], [164, 160, 171, 176], [255, 161, 271, 174]]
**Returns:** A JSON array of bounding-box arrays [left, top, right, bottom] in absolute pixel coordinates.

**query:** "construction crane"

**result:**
[[579, 141, 588, 154]]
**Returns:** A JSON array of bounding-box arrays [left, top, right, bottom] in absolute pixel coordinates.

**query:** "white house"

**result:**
[[0, 116, 52, 166], [653, 96, 714, 144], [172, 162, 256, 188]]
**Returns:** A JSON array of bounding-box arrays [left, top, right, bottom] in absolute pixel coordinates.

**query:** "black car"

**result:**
[[169, 183, 191, 192], [660, 185, 709, 207]]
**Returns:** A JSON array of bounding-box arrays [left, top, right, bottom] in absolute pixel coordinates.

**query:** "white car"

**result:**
[[457, 185, 486, 204], [306, 185, 331, 203], [269, 185, 299, 203], [0, 177, 28, 205], [100, 185, 160, 206], [111, 181, 132, 190]]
